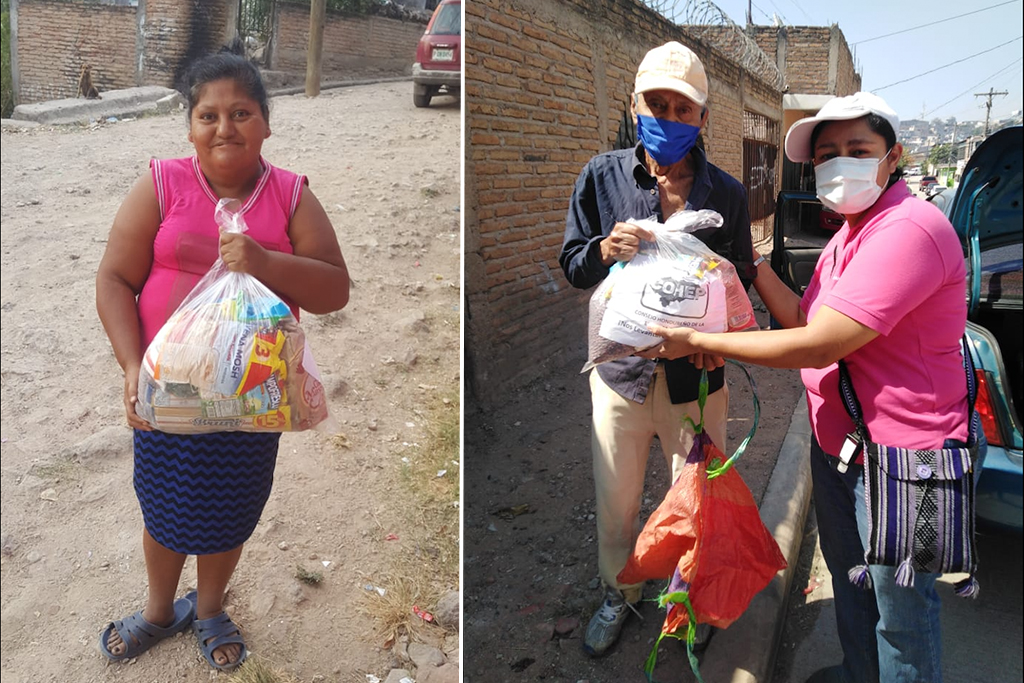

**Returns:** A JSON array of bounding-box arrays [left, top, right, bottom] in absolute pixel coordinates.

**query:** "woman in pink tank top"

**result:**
[[95, 41, 349, 671]]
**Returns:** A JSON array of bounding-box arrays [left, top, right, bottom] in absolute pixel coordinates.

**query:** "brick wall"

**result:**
[[15, 0, 137, 103], [827, 26, 860, 96], [752, 25, 861, 96], [14, 0, 234, 104], [139, 0, 234, 88], [272, 2, 425, 74], [465, 0, 782, 403]]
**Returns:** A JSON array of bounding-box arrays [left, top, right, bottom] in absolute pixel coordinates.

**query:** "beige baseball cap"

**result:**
[[634, 42, 709, 107], [785, 91, 900, 162]]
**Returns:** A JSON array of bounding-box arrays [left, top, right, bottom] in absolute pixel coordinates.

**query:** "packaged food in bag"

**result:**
[[136, 198, 329, 433], [584, 210, 758, 372]]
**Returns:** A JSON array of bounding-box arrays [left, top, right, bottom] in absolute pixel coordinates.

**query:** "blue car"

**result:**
[[945, 126, 1023, 532], [770, 128, 1023, 532]]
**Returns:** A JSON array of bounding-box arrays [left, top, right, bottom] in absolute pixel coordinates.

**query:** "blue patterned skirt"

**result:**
[[133, 430, 280, 555]]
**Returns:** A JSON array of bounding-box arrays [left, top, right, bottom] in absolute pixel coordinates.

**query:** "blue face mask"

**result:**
[[636, 114, 701, 166]]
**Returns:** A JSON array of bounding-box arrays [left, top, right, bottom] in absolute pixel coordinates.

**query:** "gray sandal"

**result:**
[[99, 597, 194, 661], [184, 590, 248, 671]]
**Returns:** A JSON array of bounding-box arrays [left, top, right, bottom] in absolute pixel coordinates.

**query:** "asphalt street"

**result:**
[[777, 517, 1023, 683]]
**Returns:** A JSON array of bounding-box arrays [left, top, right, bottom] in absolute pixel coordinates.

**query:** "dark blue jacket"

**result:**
[[559, 144, 755, 404]]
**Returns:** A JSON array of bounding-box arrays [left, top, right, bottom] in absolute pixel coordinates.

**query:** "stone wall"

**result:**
[[465, 0, 782, 402]]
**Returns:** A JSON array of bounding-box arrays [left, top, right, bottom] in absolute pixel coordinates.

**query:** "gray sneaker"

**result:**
[[583, 588, 642, 657]]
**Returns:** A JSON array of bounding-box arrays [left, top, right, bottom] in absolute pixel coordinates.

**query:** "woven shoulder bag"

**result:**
[[836, 335, 980, 598]]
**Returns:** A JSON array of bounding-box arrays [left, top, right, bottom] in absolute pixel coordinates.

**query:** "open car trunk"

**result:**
[[948, 126, 1024, 431]]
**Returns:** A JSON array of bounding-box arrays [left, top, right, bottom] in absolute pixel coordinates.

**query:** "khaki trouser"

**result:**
[[590, 365, 729, 603]]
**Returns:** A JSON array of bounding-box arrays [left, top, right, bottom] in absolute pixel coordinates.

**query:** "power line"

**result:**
[[940, 63, 1023, 120], [977, 88, 1010, 136], [749, 1, 775, 24], [764, 0, 789, 25], [786, 0, 813, 24], [924, 57, 1023, 118], [942, 68, 1023, 122], [851, 0, 1017, 46], [874, 36, 1022, 92]]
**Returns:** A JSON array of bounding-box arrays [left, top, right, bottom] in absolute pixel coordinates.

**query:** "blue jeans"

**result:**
[[811, 436, 949, 683]]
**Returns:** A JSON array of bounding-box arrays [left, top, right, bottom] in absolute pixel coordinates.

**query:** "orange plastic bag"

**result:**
[[616, 366, 786, 682], [616, 452, 702, 585], [619, 431, 786, 627]]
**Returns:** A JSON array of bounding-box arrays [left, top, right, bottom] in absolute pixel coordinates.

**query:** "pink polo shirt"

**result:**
[[799, 180, 969, 457]]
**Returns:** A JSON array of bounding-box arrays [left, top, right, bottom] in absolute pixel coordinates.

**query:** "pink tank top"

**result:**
[[137, 156, 305, 347]]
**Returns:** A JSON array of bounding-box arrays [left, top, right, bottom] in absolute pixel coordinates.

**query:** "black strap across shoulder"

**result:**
[[837, 335, 978, 445]]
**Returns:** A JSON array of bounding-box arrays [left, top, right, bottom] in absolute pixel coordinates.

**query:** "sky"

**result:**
[[703, 0, 1023, 124]]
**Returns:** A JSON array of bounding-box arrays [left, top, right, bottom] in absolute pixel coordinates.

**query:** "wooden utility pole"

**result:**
[[305, 0, 327, 97], [974, 87, 1008, 138]]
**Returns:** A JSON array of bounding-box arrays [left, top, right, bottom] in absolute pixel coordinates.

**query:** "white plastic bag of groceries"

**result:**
[[136, 198, 329, 433], [583, 209, 758, 372]]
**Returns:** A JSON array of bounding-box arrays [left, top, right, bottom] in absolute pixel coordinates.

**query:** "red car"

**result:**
[[920, 175, 939, 189], [819, 206, 845, 231], [413, 0, 461, 108]]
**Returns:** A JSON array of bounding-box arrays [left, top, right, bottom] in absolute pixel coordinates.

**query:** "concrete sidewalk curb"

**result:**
[[10, 86, 182, 125], [701, 399, 813, 682], [267, 76, 411, 98], [5, 77, 413, 128]]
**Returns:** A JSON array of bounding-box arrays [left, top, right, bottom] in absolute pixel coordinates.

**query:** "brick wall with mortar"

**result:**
[[14, 0, 137, 103], [465, 0, 783, 403], [14, 0, 233, 104], [271, 2, 425, 74], [139, 0, 233, 89], [752, 25, 861, 96]]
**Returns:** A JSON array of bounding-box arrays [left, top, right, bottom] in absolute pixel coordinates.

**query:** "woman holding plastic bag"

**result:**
[[642, 92, 982, 683], [95, 40, 348, 670]]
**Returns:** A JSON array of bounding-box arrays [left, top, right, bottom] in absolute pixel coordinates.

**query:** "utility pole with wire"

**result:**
[[975, 88, 1008, 137]]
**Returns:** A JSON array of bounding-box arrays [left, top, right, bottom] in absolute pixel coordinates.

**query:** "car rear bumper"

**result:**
[[413, 63, 460, 88], [976, 444, 1024, 532]]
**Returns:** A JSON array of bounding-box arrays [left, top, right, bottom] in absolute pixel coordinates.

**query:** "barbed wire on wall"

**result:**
[[641, 0, 787, 91]]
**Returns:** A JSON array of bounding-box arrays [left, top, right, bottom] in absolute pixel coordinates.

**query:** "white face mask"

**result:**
[[814, 150, 891, 215]]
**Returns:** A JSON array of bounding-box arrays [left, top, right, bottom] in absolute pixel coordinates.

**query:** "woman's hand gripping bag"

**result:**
[[584, 209, 758, 371], [136, 199, 329, 433]]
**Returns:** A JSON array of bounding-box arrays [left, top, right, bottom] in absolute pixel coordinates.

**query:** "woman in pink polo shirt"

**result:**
[[642, 92, 975, 683]]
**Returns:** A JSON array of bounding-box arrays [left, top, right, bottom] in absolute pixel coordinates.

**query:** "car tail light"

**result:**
[[974, 369, 1004, 447]]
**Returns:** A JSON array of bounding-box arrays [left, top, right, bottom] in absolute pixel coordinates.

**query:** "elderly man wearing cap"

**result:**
[[642, 92, 977, 683], [559, 41, 756, 657]]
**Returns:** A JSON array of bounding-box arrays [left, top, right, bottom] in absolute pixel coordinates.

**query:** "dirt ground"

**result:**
[[0, 81, 460, 682], [463, 291, 806, 683]]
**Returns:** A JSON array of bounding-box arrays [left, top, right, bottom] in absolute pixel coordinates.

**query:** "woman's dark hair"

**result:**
[[810, 113, 904, 184], [182, 37, 270, 123]]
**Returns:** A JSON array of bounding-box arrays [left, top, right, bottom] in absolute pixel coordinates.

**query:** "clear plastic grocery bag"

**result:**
[[584, 209, 758, 372], [136, 198, 329, 433]]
